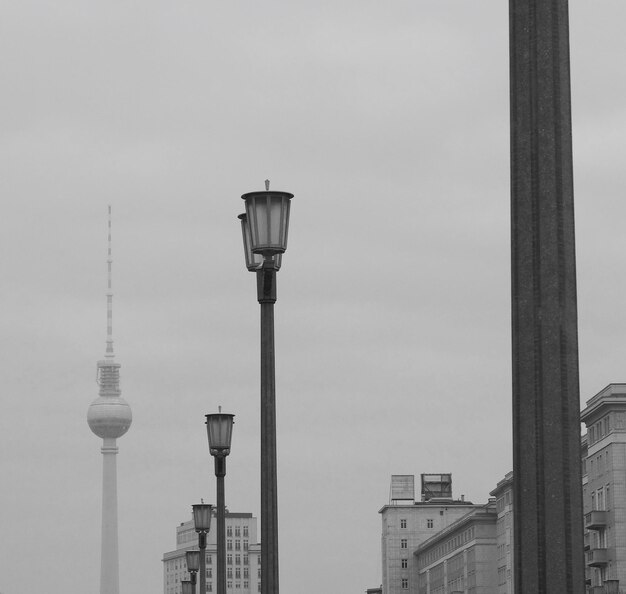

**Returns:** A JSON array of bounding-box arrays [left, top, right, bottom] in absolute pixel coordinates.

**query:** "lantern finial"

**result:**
[[265, 179, 270, 191]]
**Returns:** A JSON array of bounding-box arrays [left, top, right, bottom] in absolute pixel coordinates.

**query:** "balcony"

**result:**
[[585, 510, 609, 530], [589, 582, 621, 594], [587, 548, 609, 567]]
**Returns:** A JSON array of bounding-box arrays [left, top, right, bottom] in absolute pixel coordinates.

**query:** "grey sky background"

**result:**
[[1, 2, 625, 593]]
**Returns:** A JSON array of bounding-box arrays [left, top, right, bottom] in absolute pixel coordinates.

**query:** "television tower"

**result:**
[[87, 206, 132, 594]]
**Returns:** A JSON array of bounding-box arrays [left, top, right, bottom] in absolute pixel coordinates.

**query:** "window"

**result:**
[[227, 540, 233, 551], [227, 569, 233, 579], [227, 554, 233, 565], [597, 488, 605, 511], [243, 526, 249, 537], [427, 519, 434, 529], [244, 582, 248, 589], [235, 540, 241, 551], [244, 555, 249, 565], [401, 559, 408, 569], [244, 568, 249, 579], [236, 569, 241, 579], [207, 569, 212, 578], [400, 518, 407, 529], [207, 555, 212, 565], [235, 526, 241, 537], [227, 527, 233, 537], [244, 540, 249, 550], [401, 578, 409, 590], [227, 582, 232, 589], [235, 555, 241, 565], [401, 539, 408, 549]]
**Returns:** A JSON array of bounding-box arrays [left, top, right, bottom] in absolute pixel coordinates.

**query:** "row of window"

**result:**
[[178, 524, 250, 546], [495, 490, 512, 513], [227, 540, 249, 551], [418, 528, 475, 568], [591, 484, 611, 511], [226, 526, 250, 537], [205, 582, 259, 592], [588, 415, 610, 445], [587, 449, 610, 479], [168, 553, 258, 573], [398, 518, 435, 529]]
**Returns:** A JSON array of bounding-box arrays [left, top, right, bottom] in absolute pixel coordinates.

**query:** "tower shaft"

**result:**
[[101, 437, 120, 594], [88, 206, 131, 594]]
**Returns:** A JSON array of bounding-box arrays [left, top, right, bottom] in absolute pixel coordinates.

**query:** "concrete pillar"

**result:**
[[101, 437, 120, 594], [509, 1, 585, 592]]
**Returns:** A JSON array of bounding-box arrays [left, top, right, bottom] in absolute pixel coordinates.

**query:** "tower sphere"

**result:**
[[87, 396, 132, 439]]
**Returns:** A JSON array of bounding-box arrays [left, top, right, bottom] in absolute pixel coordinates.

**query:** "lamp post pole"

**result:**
[[258, 260, 278, 594], [216, 464, 225, 594], [192, 503, 212, 594], [206, 411, 235, 594], [239, 182, 293, 594]]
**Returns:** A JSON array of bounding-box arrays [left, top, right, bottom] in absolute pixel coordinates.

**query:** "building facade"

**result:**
[[489, 472, 514, 594], [163, 511, 261, 594], [380, 474, 481, 594], [414, 501, 498, 594], [581, 383, 626, 593], [378, 385, 626, 594]]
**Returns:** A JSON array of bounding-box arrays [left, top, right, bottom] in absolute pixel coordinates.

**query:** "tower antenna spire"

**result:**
[[105, 205, 114, 359]]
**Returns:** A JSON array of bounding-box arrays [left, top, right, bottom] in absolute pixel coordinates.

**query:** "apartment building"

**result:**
[[378, 385, 626, 594], [162, 511, 261, 594], [379, 474, 481, 594], [581, 383, 626, 593], [414, 500, 498, 594]]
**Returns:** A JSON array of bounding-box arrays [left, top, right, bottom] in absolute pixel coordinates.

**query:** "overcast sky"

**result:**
[[2, 2, 626, 594]]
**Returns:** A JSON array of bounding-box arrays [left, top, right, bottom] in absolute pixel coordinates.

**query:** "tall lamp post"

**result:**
[[185, 550, 200, 594], [192, 503, 212, 594], [239, 181, 293, 594], [205, 410, 235, 594]]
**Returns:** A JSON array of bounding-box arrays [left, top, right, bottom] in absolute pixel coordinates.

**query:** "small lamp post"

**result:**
[[206, 409, 234, 594], [186, 550, 200, 594], [239, 180, 293, 594], [192, 503, 212, 594], [181, 580, 194, 594]]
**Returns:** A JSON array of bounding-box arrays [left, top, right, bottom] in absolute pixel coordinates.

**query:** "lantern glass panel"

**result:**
[[206, 413, 235, 454], [186, 550, 200, 572], [239, 214, 265, 270], [181, 581, 193, 594], [192, 503, 212, 532], [242, 191, 292, 255]]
